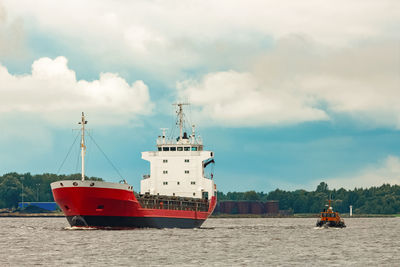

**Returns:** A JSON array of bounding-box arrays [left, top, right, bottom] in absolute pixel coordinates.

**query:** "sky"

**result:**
[[0, 0, 399, 193]]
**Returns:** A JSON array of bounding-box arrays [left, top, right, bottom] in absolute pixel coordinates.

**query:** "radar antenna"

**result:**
[[173, 102, 189, 142]]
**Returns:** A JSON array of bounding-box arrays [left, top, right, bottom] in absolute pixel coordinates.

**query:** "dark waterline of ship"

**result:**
[[0, 217, 399, 266]]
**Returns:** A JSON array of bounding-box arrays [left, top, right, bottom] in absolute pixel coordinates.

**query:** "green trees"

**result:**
[[218, 182, 400, 214], [0, 172, 103, 209], [0, 175, 25, 209], [1, 173, 399, 214], [316, 182, 329, 193]]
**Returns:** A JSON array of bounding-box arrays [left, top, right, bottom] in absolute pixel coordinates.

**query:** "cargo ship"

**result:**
[[51, 103, 217, 228]]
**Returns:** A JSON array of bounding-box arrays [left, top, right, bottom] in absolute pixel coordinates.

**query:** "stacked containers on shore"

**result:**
[[250, 202, 265, 214], [265, 200, 279, 214]]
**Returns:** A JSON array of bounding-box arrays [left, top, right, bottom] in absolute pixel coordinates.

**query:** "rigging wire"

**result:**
[[75, 146, 80, 174], [183, 113, 192, 134], [86, 131, 125, 181], [85, 129, 92, 176], [188, 104, 193, 132], [168, 106, 177, 140], [56, 132, 80, 175]]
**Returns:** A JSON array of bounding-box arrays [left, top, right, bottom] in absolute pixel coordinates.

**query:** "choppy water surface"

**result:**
[[0, 217, 399, 266]]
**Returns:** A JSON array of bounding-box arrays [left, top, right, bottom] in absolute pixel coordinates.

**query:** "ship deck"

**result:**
[[135, 193, 209, 212]]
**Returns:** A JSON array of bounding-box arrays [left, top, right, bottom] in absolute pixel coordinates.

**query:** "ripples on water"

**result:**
[[0, 217, 399, 266]]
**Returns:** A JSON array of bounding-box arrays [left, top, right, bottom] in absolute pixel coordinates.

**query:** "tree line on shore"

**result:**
[[0, 172, 103, 209], [1, 173, 399, 214], [217, 182, 400, 214]]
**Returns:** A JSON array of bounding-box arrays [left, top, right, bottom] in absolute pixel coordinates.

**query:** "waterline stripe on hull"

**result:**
[[67, 215, 205, 229]]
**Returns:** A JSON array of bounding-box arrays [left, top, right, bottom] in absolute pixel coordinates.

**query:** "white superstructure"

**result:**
[[141, 103, 216, 199]]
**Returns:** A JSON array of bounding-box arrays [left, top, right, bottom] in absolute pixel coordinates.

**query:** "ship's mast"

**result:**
[[173, 103, 189, 141], [78, 112, 87, 181]]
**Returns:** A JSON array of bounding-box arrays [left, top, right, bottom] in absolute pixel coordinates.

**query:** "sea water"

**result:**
[[0, 217, 399, 266]]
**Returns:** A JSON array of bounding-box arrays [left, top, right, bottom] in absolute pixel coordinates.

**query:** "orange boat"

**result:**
[[316, 199, 346, 228]]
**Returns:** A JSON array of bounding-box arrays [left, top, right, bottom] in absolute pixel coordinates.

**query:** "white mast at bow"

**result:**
[[78, 112, 87, 181]]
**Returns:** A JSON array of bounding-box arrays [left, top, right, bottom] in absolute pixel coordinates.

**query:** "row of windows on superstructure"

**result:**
[[162, 159, 190, 163], [162, 181, 196, 185], [162, 170, 190, 174], [158, 146, 200, 152]]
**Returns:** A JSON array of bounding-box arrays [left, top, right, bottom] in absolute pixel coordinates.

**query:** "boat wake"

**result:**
[[63, 226, 98, 231]]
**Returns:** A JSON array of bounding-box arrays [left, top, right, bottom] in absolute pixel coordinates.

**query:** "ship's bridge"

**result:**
[[140, 104, 216, 199], [156, 143, 204, 152]]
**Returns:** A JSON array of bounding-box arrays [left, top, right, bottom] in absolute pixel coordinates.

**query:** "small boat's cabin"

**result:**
[[321, 212, 337, 218]]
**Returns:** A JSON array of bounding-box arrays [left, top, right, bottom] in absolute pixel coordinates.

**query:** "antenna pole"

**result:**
[[79, 112, 87, 181], [173, 102, 189, 142], [161, 128, 168, 144], [191, 124, 195, 143]]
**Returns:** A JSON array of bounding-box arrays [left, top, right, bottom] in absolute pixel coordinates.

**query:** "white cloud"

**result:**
[[0, 56, 153, 125], [177, 70, 328, 126], [0, 1, 25, 58], [1, 1, 399, 127], [2, 0, 399, 78], [5, 0, 398, 44], [317, 155, 400, 189], [178, 37, 400, 127]]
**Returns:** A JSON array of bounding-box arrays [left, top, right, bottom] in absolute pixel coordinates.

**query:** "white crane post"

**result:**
[[79, 112, 87, 181]]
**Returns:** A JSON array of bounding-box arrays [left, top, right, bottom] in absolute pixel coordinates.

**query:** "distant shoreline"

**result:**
[[211, 213, 399, 218], [0, 213, 398, 218]]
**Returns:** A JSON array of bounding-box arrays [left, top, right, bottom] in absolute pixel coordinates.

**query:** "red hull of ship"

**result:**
[[52, 184, 216, 229]]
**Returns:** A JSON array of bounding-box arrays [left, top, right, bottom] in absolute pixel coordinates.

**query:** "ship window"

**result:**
[[163, 181, 168, 185], [163, 170, 168, 174], [184, 159, 189, 163], [210, 152, 213, 157], [97, 205, 104, 209], [173, 193, 175, 196], [191, 147, 197, 151], [177, 181, 180, 185], [170, 147, 176, 151], [158, 147, 162, 151], [193, 193, 196, 196], [163, 159, 168, 163], [163, 147, 170, 151], [177, 147, 183, 151], [184, 147, 190, 151], [185, 170, 189, 174], [191, 181, 196, 185]]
